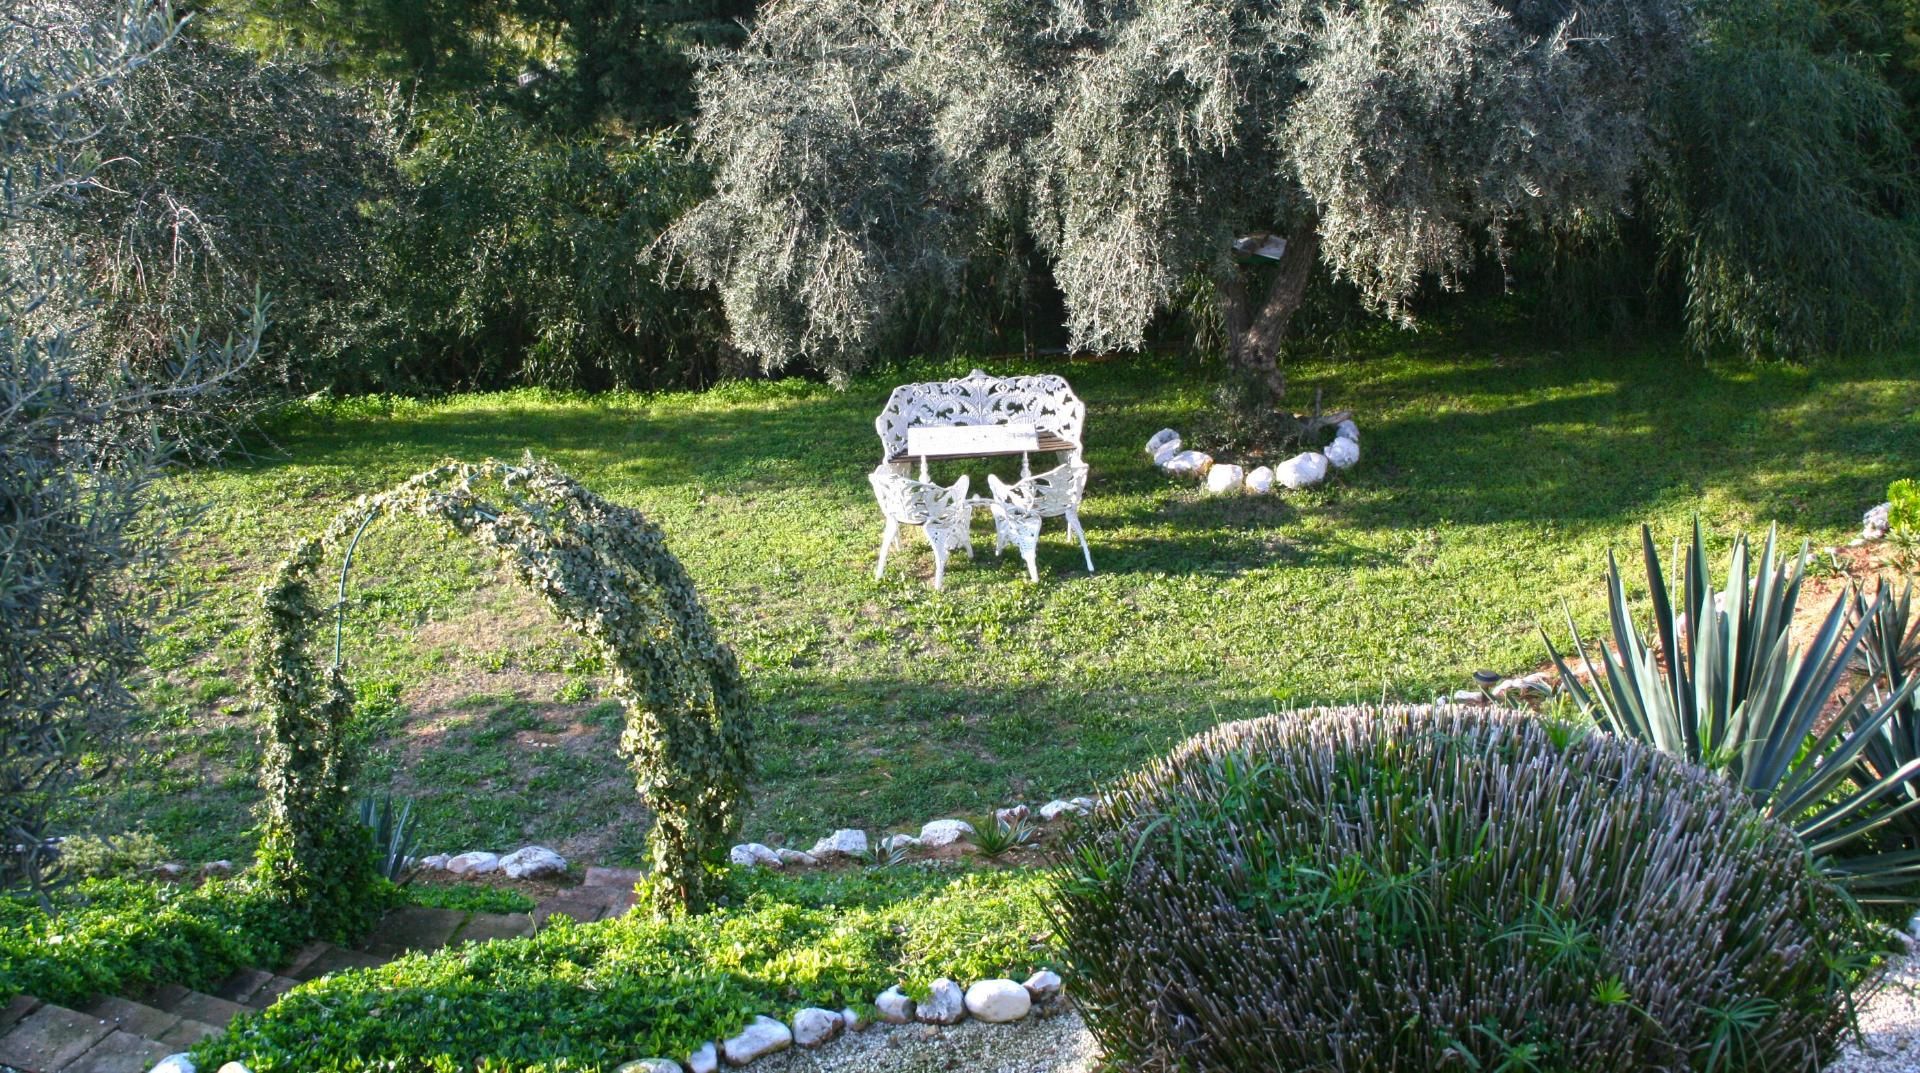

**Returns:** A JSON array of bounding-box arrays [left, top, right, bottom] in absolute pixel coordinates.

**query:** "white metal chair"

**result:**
[[868, 468, 972, 589], [988, 459, 1093, 573]]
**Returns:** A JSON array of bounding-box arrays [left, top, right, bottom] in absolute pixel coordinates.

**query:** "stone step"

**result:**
[[450, 912, 535, 945], [531, 888, 627, 926], [581, 865, 642, 889], [59, 1028, 168, 1073], [243, 976, 301, 1011], [0, 1002, 111, 1072], [76, 996, 180, 1040], [358, 907, 467, 960], [139, 985, 248, 1030], [289, 944, 386, 983]]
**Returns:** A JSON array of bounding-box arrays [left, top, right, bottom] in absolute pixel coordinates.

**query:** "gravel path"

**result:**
[[1829, 944, 1920, 1073], [744, 1008, 1099, 1073]]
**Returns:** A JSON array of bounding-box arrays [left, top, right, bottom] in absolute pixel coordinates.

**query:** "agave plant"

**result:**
[[1847, 582, 1920, 845], [1544, 521, 1920, 901], [358, 794, 418, 884]]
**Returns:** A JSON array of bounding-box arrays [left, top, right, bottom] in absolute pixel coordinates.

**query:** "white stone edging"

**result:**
[[1145, 421, 1359, 495]]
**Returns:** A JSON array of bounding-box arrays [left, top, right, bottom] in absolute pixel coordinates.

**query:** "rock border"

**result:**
[[1145, 421, 1359, 495], [726, 798, 1098, 874]]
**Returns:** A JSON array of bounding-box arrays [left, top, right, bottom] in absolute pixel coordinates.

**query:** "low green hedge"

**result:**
[[199, 867, 1055, 1073], [0, 876, 322, 1006]]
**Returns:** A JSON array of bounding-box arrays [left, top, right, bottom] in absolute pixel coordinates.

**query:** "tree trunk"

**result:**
[[1218, 218, 1321, 403]]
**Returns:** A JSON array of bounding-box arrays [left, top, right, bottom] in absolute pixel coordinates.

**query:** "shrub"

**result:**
[[0, 877, 311, 1007], [198, 867, 1053, 1072], [53, 833, 173, 882], [361, 110, 736, 393], [1050, 705, 1880, 1073], [1546, 521, 1920, 902]]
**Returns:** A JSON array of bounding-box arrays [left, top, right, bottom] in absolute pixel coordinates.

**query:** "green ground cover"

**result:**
[[69, 333, 1920, 866], [196, 867, 1052, 1072]]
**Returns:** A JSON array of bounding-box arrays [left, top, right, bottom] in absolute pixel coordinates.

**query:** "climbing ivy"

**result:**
[[252, 458, 753, 919]]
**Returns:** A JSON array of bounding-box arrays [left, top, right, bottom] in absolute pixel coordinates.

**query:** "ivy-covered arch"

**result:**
[[252, 458, 752, 924]]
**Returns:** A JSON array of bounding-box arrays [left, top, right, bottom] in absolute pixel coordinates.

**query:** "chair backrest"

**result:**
[[875, 368, 1085, 463], [989, 460, 1087, 516], [868, 470, 970, 526]]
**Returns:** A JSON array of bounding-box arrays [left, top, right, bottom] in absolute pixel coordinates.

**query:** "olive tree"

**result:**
[[662, 0, 1692, 435], [2, 0, 261, 900]]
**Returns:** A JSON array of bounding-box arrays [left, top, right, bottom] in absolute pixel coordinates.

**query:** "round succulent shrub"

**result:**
[[1050, 705, 1880, 1073]]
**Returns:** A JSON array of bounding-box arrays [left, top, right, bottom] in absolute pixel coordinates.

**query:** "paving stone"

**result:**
[[77, 995, 180, 1039], [278, 940, 333, 978], [0, 1004, 114, 1072], [165, 992, 248, 1030], [141, 984, 192, 1012], [582, 866, 642, 889], [454, 912, 535, 944], [64, 1029, 168, 1073], [360, 907, 467, 958], [245, 976, 301, 1010], [213, 968, 277, 1005], [291, 945, 386, 982], [155, 1019, 221, 1051], [532, 890, 616, 926], [0, 995, 42, 1031]]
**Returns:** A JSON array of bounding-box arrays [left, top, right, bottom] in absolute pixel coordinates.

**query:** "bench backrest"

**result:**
[[875, 368, 1085, 463]]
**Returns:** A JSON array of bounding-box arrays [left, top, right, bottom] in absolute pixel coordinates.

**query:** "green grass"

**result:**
[[63, 333, 1920, 866], [196, 867, 1052, 1073]]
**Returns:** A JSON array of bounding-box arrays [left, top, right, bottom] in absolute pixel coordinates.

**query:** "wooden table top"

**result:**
[[887, 432, 1079, 464]]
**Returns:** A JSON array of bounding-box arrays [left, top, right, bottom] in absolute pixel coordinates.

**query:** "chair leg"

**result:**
[[1067, 510, 1094, 573], [930, 536, 949, 590], [875, 519, 899, 580], [1021, 542, 1039, 583]]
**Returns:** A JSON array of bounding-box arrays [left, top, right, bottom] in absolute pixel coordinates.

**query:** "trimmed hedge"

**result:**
[[198, 867, 1054, 1072], [1051, 705, 1885, 1072], [0, 877, 324, 1007]]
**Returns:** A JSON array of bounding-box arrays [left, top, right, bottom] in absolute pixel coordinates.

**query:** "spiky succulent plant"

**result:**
[[1050, 705, 1881, 1073]]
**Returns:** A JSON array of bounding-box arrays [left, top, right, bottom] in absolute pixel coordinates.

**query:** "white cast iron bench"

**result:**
[[869, 368, 1092, 584]]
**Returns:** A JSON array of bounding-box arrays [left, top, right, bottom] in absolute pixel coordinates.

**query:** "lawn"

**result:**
[[70, 331, 1920, 867]]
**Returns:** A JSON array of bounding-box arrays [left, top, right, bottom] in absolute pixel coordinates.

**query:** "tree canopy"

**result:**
[[662, 0, 1695, 412]]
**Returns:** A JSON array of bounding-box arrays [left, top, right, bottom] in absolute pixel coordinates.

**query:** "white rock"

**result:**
[[1022, 969, 1063, 1004], [616, 1062, 684, 1073], [501, 846, 567, 879], [151, 1056, 196, 1073], [1037, 800, 1086, 821], [1275, 451, 1329, 489], [1205, 464, 1245, 495], [774, 848, 818, 868], [879, 834, 921, 853], [728, 843, 782, 869], [420, 854, 450, 871], [1069, 797, 1097, 811], [808, 829, 868, 860], [963, 979, 1032, 1023], [721, 1015, 792, 1066], [1243, 466, 1275, 494], [918, 819, 976, 848], [446, 851, 499, 876], [916, 978, 966, 1025], [790, 1008, 843, 1048], [687, 1042, 718, 1073], [840, 1006, 873, 1032], [1866, 502, 1893, 540], [1144, 428, 1180, 457], [200, 860, 234, 877], [876, 986, 916, 1024], [154, 862, 186, 880], [1325, 436, 1359, 470], [215, 1064, 252, 1073], [1159, 450, 1212, 477], [993, 805, 1029, 825], [1335, 419, 1360, 443]]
